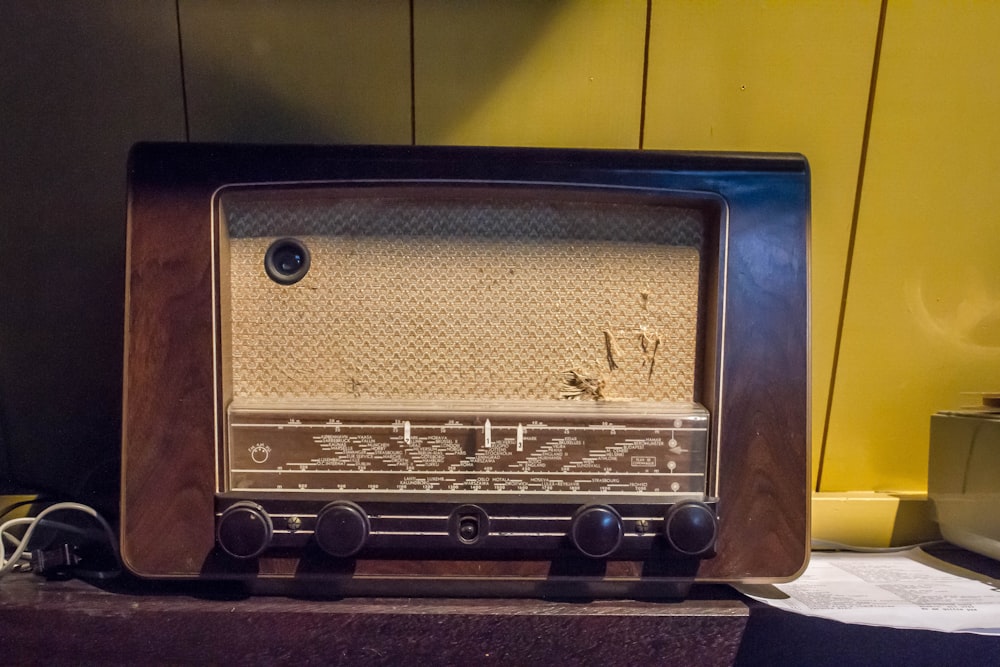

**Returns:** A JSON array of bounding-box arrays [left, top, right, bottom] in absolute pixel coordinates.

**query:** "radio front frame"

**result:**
[[121, 143, 810, 595]]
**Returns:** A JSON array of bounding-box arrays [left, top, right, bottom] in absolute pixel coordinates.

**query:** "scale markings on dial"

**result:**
[[226, 404, 709, 495]]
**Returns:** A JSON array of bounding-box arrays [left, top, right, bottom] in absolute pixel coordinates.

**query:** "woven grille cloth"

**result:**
[[222, 194, 703, 402]]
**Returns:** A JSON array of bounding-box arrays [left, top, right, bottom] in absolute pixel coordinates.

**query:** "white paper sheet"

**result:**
[[735, 548, 1000, 635]]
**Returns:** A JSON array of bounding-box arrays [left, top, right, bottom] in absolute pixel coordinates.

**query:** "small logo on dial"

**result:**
[[249, 443, 271, 464]]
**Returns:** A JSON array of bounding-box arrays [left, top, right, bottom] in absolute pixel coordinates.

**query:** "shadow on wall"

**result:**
[[178, 0, 408, 144], [176, 0, 566, 144], [410, 1, 569, 144], [0, 1, 185, 509], [0, 0, 564, 510]]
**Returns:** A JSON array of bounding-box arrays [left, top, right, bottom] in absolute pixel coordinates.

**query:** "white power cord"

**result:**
[[0, 502, 120, 579], [811, 538, 947, 553]]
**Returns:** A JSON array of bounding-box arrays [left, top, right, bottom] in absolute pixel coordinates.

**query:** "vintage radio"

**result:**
[[121, 143, 809, 597]]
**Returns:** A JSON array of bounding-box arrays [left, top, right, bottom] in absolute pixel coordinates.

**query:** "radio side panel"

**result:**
[[121, 143, 809, 589], [122, 177, 217, 576], [700, 173, 810, 581]]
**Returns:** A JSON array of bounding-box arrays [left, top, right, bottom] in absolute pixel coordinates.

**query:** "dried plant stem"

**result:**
[[638, 330, 661, 379], [603, 329, 623, 371], [559, 370, 606, 400]]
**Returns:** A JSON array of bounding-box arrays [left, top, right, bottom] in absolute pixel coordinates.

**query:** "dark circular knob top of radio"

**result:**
[[217, 501, 273, 559], [314, 501, 370, 558], [570, 504, 624, 558], [264, 237, 311, 285], [664, 501, 718, 556]]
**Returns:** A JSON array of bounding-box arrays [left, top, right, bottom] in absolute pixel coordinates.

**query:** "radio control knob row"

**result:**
[[217, 501, 717, 560]]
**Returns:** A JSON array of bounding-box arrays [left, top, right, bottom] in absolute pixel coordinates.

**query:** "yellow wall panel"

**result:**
[[821, 2, 1000, 492], [642, 1, 882, 484], [414, 0, 646, 148], [179, 0, 411, 144]]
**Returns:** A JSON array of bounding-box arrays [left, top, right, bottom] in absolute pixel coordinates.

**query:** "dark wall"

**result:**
[[0, 2, 186, 508]]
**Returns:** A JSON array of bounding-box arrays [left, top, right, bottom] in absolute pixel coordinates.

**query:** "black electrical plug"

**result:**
[[32, 544, 81, 578]]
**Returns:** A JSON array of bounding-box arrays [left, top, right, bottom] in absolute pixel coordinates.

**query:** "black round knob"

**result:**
[[217, 501, 273, 559], [264, 237, 311, 285], [664, 501, 718, 556], [570, 505, 623, 558], [314, 501, 369, 558]]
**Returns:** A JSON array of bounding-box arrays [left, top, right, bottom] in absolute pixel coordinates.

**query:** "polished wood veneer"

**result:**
[[121, 143, 809, 594]]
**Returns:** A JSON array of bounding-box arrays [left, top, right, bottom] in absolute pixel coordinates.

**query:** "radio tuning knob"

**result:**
[[314, 501, 370, 558], [570, 505, 624, 558], [216, 501, 273, 559], [664, 501, 718, 557]]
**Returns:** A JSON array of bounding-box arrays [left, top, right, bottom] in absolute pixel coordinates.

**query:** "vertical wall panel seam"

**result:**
[[816, 0, 889, 492], [174, 0, 191, 142], [409, 0, 417, 146], [638, 0, 653, 149]]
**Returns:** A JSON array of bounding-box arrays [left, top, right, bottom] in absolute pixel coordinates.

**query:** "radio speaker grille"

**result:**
[[219, 193, 704, 403]]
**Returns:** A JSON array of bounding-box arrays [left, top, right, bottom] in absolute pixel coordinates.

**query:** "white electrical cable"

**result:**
[[0, 502, 120, 579], [0, 517, 35, 568], [811, 538, 947, 553]]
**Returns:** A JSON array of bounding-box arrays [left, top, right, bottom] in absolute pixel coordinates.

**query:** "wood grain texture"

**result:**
[[121, 143, 808, 590], [122, 181, 218, 575], [700, 175, 810, 580]]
